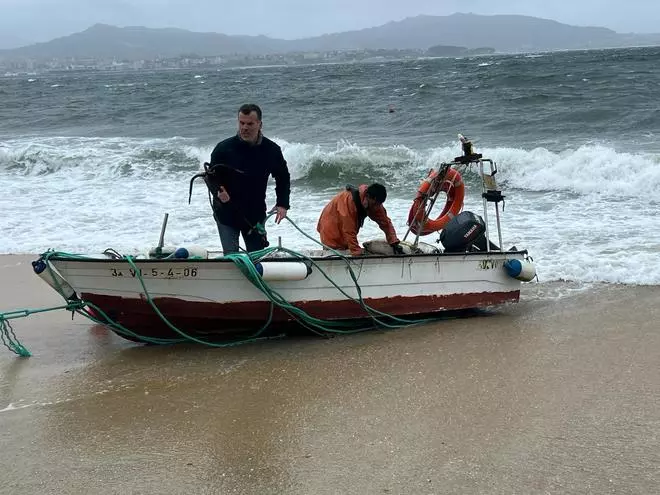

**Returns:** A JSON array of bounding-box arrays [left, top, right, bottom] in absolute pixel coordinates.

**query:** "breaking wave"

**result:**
[[2, 136, 659, 200]]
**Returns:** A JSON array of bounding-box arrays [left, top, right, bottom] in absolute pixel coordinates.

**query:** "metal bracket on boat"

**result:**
[[482, 189, 505, 205], [102, 248, 123, 260], [481, 164, 506, 208]]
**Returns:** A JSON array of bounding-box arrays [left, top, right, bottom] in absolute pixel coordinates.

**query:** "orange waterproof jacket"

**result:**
[[316, 185, 399, 255]]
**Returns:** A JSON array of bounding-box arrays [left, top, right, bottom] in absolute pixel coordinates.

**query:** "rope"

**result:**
[[277, 216, 439, 329], [1, 316, 31, 357], [0, 303, 83, 357], [1, 215, 446, 357]]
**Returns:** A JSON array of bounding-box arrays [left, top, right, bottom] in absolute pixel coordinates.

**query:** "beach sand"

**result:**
[[1, 254, 658, 494]]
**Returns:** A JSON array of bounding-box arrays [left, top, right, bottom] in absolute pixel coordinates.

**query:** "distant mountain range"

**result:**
[[2, 13, 659, 61]]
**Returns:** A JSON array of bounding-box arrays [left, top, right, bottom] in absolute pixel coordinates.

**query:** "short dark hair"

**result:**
[[238, 103, 262, 121], [366, 183, 387, 203]]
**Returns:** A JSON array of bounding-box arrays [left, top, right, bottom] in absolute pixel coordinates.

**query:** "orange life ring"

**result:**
[[407, 167, 465, 236]]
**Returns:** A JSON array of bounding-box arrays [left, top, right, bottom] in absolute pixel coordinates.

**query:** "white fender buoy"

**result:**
[[504, 258, 536, 282], [255, 261, 312, 281], [32, 259, 78, 300]]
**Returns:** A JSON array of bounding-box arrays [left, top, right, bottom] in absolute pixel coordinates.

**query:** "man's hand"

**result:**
[[391, 241, 404, 255], [217, 186, 230, 203], [273, 206, 288, 224]]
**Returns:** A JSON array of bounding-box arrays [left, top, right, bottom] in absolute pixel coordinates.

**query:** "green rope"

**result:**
[[2, 215, 445, 357], [0, 289, 282, 356], [0, 316, 31, 357], [224, 247, 431, 335], [0, 303, 83, 357], [118, 255, 280, 347], [35, 250, 273, 345], [215, 215, 440, 336], [75, 298, 281, 348], [279, 216, 439, 327], [41, 214, 438, 340]]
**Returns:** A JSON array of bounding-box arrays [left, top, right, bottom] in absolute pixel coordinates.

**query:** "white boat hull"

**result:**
[[43, 250, 525, 341]]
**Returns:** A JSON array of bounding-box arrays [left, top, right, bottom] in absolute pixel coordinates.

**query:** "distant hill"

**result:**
[[1, 13, 659, 61], [0, 23, 292, 60]]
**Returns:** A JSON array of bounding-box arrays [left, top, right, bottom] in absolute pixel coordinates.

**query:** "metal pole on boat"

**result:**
[[494, 200, 504, 251], [402, 193, 429, 245], [412, 187, 443, 247], [479, 160, 491, 253], [402, 177, 434, 244], [156, 213, 169, 255], [481, 159, 504, 251], [487, 159, 504, 250], [403, 165, 448, 247]]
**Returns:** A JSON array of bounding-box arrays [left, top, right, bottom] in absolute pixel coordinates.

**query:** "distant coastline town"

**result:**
[[1, 46, 495, 75], [4, 14, 659, 76]]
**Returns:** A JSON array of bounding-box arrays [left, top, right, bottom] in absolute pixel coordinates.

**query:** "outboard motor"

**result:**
[[440, 211, 499, 252]]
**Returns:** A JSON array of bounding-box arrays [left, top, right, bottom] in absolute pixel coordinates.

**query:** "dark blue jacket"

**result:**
[[210, 134, 290, 229]]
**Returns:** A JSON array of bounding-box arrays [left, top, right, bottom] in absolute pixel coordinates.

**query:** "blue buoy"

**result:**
[[504, 259, 536, 282], [173, 247, 189, 259], [504, 259, 522, 278], [32, 259, 47, 274]]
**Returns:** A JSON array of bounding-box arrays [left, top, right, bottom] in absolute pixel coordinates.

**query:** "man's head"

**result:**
[[364, 183, 387, 209], [237, 103, 262, 144]]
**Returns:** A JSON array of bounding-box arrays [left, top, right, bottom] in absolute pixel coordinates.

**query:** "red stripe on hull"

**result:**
[[81, 291, 519, 342]]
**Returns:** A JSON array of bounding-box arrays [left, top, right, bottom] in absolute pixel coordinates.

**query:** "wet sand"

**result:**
[[1, 255, 659, 494]]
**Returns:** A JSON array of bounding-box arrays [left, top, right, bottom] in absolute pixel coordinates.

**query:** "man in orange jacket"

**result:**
[[317, 183, 403, 256]]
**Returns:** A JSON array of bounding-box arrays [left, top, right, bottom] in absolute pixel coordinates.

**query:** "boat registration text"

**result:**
[[110, 267, 199, 278]]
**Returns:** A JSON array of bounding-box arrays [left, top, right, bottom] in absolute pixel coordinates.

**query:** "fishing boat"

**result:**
[[30, 136, 536, 345]]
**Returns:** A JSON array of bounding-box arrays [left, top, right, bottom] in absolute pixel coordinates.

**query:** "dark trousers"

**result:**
[[215, 220, 268, 254]]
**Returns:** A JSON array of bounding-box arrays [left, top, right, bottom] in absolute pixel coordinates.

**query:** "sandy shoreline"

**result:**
[[1, 254, 659, 494]]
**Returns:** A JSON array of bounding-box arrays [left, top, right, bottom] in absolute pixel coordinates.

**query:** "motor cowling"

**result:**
[[439, 211, 490, 252]]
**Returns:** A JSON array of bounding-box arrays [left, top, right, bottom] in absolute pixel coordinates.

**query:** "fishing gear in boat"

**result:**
[[188, 162, 245, 204]]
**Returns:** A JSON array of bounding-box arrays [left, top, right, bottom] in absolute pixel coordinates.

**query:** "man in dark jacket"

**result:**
[[209, 104, 291, 253]]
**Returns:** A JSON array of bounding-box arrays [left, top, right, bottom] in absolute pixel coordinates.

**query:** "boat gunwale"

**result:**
[[46, 249, 528, 264]]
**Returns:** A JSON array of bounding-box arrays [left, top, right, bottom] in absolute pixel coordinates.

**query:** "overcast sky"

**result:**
[[1, 0, 658, 47]]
